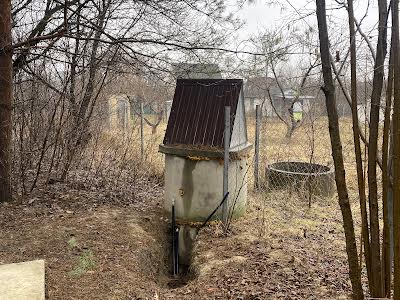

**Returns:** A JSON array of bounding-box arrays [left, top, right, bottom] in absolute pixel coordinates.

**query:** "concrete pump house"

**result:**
[[159, 79, 252, 223]]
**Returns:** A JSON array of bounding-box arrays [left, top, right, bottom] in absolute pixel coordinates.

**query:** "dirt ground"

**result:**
[[0, 178, 169, 299], [0, 180, 360, 299], [161, 190, 363, 300], [0, 118, 367, 299]]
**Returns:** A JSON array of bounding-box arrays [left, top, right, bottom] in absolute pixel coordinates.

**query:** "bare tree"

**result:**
[[367, 1, 388, 296], [125, 76, 171, 134], [316, 0, 363, 298], [381, 9, 395, 298], [247, 28, 320, 138], [8, 0, 240, 197], [270, 58, 319, 137], [392, 0, 400, 297], [346, 0, 372, 292]]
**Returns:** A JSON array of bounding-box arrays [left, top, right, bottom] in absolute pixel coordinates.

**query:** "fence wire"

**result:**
[[248, 104, 368, 206]]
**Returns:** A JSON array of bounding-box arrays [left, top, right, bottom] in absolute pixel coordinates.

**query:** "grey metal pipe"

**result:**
[[222, 106, 230, 227]]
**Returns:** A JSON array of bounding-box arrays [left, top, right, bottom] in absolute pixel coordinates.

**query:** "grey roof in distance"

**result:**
[[172, 63, 222, 79]]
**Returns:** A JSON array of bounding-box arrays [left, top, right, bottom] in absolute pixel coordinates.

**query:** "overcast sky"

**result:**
[[236, 0, 380, 39], [223, 0, 382, 78]]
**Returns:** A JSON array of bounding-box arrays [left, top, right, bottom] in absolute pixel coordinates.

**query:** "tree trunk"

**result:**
[[347, 0, 373, 292], [392, 0, 400, 298], [367, 0, 387, 296], [381, 16, 395, 297], [316, 1, 364, 299], [0, 0, 13, 202], [285, 104, 297, 138]]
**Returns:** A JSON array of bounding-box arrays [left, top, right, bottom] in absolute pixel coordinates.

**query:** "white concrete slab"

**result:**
[[0, 260, 45, 300]]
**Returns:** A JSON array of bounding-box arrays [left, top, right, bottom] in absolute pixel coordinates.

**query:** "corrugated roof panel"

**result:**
[[163, 79, 243, 149]]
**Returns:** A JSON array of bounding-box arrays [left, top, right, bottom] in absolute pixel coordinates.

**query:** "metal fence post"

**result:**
[[165, 100, 168, 121], [222, 106, 230, 227], [123, 101, 128, 135], [140, 102, 144, 158], [254, 104, 261, 190]]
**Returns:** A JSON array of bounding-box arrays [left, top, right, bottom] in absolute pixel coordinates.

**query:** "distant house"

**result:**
[[128, 95, 158, 115], [107, 95, 131, 131], [244, 77, 315, 118], [272, 90, 315, 120], [244, 77, 277, 116], [105, 94, 161, 132], [172, 63, 222, 79], [357, 99, 387, 125]]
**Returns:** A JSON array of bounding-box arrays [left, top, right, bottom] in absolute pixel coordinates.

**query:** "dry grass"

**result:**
[[0, 116, 377, 299], [162, 116, 372, 299]]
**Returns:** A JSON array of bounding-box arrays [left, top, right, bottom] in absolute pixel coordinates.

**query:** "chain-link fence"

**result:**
[[247, 101, 362, 207]]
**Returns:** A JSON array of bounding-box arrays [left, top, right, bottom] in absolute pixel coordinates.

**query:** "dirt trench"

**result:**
[[0, 189, 355, 299]]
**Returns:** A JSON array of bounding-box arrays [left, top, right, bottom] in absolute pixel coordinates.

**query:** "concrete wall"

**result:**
[[164, 154, 248, 222]]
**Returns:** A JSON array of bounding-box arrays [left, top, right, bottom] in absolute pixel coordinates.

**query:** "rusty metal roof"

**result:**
[[163, 79, 243, 149]]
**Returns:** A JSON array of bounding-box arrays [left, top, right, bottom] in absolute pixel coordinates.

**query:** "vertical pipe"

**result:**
[[174, 226, 179, 274], [254, 105, 261, 190], [165, 101, 168, 121], [222, 106, 230, 227], [140, 102, 144, 158], [171, 198, 178, 275]]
